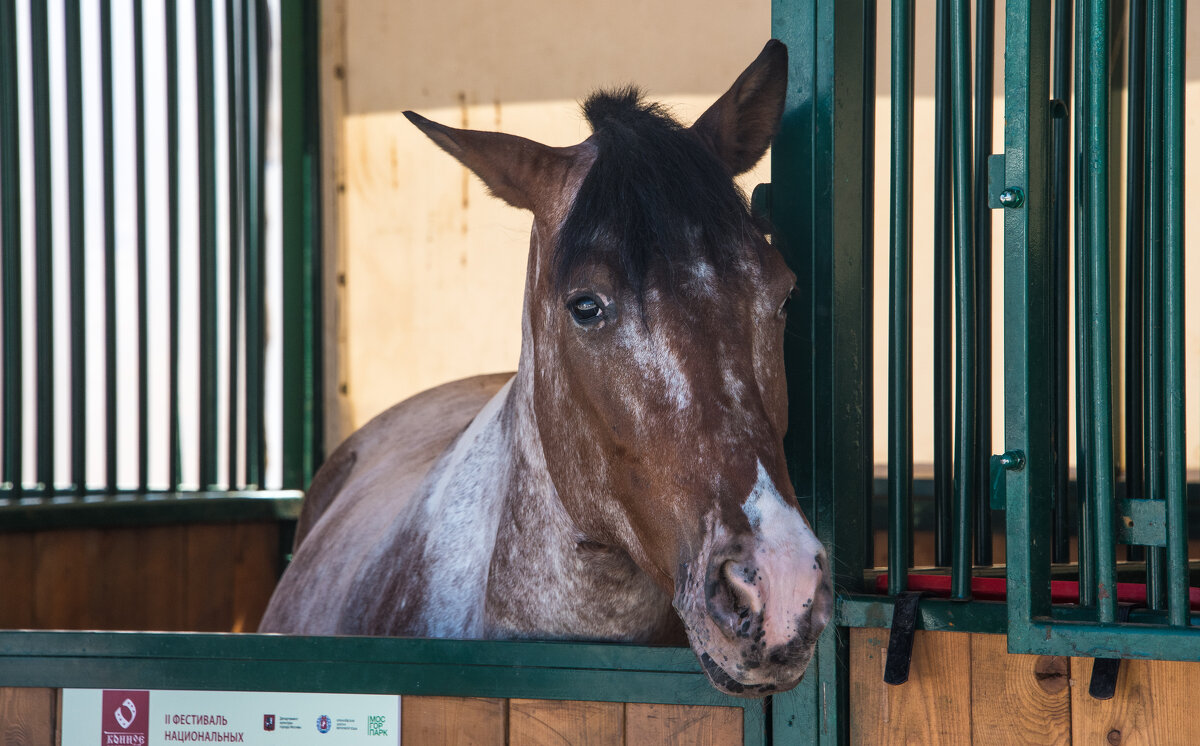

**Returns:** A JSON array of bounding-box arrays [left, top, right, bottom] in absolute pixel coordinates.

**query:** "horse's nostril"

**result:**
[[722, 560, 764, 616]]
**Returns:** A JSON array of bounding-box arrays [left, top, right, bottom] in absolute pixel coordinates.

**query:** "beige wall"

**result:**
[[320, 0, 771, 448], [323, 1, 1200, 472]]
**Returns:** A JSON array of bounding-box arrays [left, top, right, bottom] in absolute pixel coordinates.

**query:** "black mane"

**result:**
[[553, 87, 756, 297]]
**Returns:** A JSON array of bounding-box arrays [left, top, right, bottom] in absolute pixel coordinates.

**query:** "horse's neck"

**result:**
[[480, 370, 681, 643]]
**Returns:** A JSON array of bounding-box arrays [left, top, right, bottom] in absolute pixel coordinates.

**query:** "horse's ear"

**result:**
[[404, 111, 575, 213], [691, 40, 788, 176]]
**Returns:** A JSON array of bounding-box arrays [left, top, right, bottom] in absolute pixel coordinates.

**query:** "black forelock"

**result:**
[[553, 86, 757, 298]]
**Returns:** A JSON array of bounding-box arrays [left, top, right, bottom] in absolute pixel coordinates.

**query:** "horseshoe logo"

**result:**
[[113, 698, 137, 729]]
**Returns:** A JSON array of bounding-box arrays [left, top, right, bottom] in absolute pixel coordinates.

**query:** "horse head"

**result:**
[[405, 40, 832, 697]]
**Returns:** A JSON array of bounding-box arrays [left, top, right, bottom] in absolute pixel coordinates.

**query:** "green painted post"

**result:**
[[0, 0, 20, 496], [280, 0, 323, 489], [1161, 0, 1187, 628], [226, 0, 243, 489], [887, 0, 913, 596], [197, 0, 219, 489], [167, 0, 183, 491], [65, 0, 87, 494], [31, 0, 54, 491], [243, 0, 266, 487], [134, 0, 150, 492], [771, 0, 870, 741], [1003, 0, 1054, 646], [933, 0, 953, 567]]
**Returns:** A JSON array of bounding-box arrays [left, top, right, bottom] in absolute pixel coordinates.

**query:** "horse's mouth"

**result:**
[[696, 648, 811, 699]]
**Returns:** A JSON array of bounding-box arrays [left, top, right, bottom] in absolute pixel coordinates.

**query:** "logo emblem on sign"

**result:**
[[264, 714, 276, 731], [316, 714, 332, 733], [101, 690, 149, 746]]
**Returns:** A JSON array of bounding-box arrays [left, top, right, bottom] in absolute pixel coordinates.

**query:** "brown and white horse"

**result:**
[[260, 40, 833, 697]]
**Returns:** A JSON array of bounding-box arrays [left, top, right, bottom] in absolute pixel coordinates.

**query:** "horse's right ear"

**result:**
[[691, 40, 788, 176], [404, 111, 576, 214]]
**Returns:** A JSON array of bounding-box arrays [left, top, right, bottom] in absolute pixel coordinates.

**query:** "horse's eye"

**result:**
[[777, 288, 795, 318], [569, 295, 603, 324]]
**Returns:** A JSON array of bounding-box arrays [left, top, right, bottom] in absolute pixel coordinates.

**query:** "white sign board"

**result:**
[[61, 689, 400, 746]]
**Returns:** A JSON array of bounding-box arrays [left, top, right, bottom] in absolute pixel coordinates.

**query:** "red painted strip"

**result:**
[[874, 574, 1200, 610]]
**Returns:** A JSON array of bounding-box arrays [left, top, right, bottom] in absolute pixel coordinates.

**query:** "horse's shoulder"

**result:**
[[292, 372, 514, 549]]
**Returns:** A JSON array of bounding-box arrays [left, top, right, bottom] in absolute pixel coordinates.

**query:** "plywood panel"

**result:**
[[969, 634, 1071, 745], [401, 696, 506, 746], [32, 529, 101, 629], [625, 703, 741, 746], [509, 699, 623, 746], [0, 533, 35, 628], [0, 688, 56, 746], [137, 524, 187, 630], [1071, 656, 1200, 746], [184, 524, 238, 631], [848, 628, 972, 745], [230, 523, 281, 632]]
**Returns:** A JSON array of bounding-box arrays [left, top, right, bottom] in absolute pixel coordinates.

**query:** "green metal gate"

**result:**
[[768, 0, 1195, 741]]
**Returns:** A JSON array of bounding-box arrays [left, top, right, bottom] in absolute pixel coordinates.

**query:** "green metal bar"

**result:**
[[134, 0, 149, 492], [933, 0, 953, 567], [1161, 0, 1187, 628], [31, 0, 54, 491], [1074, 0, 1095, 607], [1144, 0, 1166, 611], [66, 0, 86, 494], [1123, 0, 1146, 528], [0, 0, 19, 495], [197, 0, 219, 489], [244, 0, 265, 487], [1083, 0, 1116, 625], [887, 0, 914, 596], [1003, 0, 1054, 632], [972, 0, 995, 567], [1049, 0, 1071, 565], [950, 0, 976, 600], [226, 0, 242, 490], [167, 0, 182, 490], [280, 0, 322, 488], [102, 0, 118, 492], [860, 0, 877, 572]]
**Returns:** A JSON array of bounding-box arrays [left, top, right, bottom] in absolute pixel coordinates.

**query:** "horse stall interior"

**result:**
[[4, 0, 1200, 744]]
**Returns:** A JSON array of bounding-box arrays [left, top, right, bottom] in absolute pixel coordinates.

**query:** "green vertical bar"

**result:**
[[950, 0, 976, 600], [244, 0, 265, 487], [1083, 0, 1116, 626], [1003, 0, 1054, 644], [167, 0, 182, 491], [1074, 0, 1095, 608], [65, 0, 87, 494], [1049, 0, 1071, 565], [134, 0, 150, 492], [932, 0, 953, 567], [887, 0, 913, 596], [771, 0, 869, 740], [1123, 0, 1146, 520], [1144, 0, 1166, 610], [0, 0, 21, 495], [31, 0, 54, 491], [280, 0, 321, 488], [226, 0, 242, 490], [197, 0, 219, 489], [101, 0, 118, 492], [972, 0, 994, 566], [1161, 0, 1186, 628]]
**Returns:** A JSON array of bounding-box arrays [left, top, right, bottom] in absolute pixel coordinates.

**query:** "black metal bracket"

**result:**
[[884, 591, 926, 685], [1088, 604, 1135, 700]]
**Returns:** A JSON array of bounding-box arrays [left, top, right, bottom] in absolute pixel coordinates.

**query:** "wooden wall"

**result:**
[[0, 690, 741, 746], [0, 522, 282, 632], [850, 628, 1200, 745]]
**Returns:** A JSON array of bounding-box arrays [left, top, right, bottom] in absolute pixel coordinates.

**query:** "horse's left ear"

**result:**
[[404, 111, 577, 214], [691, 40, 788, 176]]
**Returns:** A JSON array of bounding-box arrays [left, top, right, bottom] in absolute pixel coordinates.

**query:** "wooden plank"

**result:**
[[230, 522, 281, 632], [969, 633, 1070, 745], [625, 703, 741, 745], [848, 628, 972, 745], [95, 527, 145, 630], [184, 524, 236, 631], [137, 524, 187, 630], [509, 699, 624, 746], [401, 696, 505, 746], [32, 529, 101, 629], [0, 688, 56, 746], [0, 533, 35, 628], [1071, 656, 1200, 745]]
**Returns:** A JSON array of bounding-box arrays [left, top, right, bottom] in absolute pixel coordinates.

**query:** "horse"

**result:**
[[259, 39, 833, 697]]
